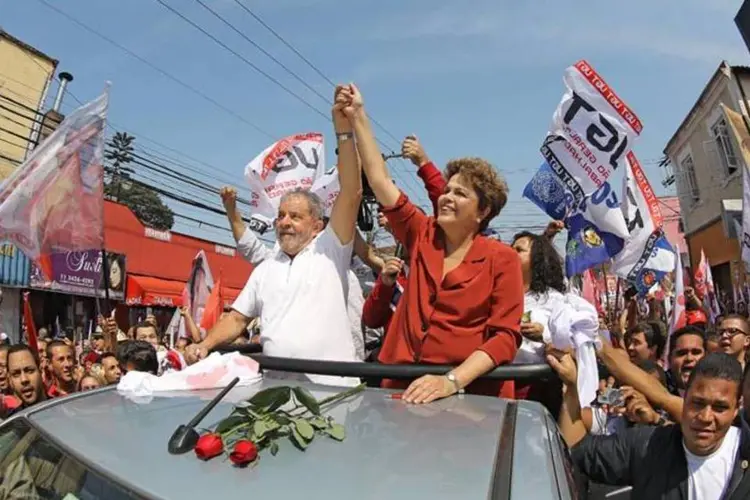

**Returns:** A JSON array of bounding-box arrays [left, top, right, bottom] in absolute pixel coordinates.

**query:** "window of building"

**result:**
[[678, 154, 700, 205], [710, 116, 740, 177]]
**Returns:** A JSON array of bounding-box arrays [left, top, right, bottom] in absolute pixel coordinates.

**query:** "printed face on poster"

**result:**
[[30, 250, 126, 300]]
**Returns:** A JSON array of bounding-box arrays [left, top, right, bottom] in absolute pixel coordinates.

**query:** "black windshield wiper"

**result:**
[[167, 377, 240, 454]]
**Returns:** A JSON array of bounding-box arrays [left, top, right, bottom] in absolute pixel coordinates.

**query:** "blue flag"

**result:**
[[563, 182, 627, 277], [522, 162, 571, 221]]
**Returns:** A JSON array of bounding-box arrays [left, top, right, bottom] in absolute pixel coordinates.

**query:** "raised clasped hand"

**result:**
[[333, 83, 363, 121]]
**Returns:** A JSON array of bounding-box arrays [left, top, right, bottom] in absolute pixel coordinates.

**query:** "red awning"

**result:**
[[126, 275, 184, 307]]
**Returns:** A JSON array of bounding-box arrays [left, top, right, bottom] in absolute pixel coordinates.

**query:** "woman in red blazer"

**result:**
[[337, 84, 524, 404]]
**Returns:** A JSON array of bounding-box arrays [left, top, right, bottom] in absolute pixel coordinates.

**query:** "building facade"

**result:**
[[662, 61, 747, 292], [0, 31, 57, 341], [0, 29, 57, 180]]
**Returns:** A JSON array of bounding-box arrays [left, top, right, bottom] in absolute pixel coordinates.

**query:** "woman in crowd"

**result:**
[[338, 83, 523, 404], [510, 231, 566, 415], [77, 373, 104, 391]]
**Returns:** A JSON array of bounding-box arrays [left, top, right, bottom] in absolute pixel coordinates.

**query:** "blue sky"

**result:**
[[2, 0, 748, 247]]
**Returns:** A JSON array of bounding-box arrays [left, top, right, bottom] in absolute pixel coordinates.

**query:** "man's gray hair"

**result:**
[[279, 188, 325, 220]]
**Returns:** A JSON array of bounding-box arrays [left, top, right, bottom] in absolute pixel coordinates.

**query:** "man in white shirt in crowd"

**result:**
[[550, 350, 750, 499], [185, 86, 362, 386]]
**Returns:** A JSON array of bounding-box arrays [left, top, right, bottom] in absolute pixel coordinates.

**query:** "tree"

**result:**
[[104, 132, 174, 231], [104, 181, 175, 230]]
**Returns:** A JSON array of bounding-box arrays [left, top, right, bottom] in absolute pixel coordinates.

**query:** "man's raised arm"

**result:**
[[328, 84, 362, 246], [343, 84, 401, 209]]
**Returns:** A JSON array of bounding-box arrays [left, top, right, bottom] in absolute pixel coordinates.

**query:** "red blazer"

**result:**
[[416, 161, 446, 215], [377, 193, 524, 397], [361, 161, 446, 330]]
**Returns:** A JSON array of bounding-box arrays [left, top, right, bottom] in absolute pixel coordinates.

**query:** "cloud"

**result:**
[[356, 1, 748, 82]]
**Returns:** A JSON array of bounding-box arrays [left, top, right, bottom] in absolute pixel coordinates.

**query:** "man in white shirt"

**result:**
[[219, 186, 366, 361], [185, 87, 362, 386]]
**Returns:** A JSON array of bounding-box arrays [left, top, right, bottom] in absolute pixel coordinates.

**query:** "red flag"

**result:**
[[22, 292, 39, 356], [581, 269, 602, 312], [200, 273, 224, 331], [0, 93, 108, 279]]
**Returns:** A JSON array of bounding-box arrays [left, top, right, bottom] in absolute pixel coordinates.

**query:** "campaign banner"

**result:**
[[525, 61, 641, 276], [548, 60, 643, 194], [244, 133, 337, 233], [612, 152, 675, 293], [0, 92, 107, 279], [30, 250, 126, 300]]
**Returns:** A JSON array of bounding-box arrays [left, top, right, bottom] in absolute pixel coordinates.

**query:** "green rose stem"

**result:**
[[292, 382, 366, 417], [216, 383, 367, 452]]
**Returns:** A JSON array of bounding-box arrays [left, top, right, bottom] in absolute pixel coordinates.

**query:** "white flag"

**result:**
[[612, 152, 675, 292], [547, 60, 643, 198], [243, 133, 334, 233]]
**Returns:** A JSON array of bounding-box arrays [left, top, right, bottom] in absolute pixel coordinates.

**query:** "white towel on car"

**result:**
[[117, 352, 262, 400]]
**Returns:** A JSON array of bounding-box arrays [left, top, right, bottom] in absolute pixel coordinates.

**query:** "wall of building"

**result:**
[[0, 32, 56, 179], [667, 83, 745, 236], [664, 64, 748, 287], [0, 287, 20, 343]]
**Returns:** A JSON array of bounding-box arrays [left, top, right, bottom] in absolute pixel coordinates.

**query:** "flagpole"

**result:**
[[602, 266, 611, 322], [614, 277, 622, 321], [101, 249, 112, 316]]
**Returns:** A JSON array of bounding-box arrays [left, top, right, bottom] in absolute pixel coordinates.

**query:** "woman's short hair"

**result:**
[[444, 158, 508, 231]]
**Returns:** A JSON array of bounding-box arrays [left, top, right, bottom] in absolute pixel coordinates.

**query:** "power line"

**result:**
[[229, 0, 406, 148], [191, 0, 329, 106], [152, 0, 330, 122], [105, 167, 275, 242], [152, 0, 406, 158], [35, 0, 276, 141], [0, 152, 21, 165]]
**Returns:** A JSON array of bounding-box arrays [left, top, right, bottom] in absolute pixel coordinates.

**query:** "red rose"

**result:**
[[229, 440, 258, 466], [194, 433, 224, 460]]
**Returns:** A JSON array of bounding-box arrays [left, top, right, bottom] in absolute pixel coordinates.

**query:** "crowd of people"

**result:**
[[1, 83, 750, 498]]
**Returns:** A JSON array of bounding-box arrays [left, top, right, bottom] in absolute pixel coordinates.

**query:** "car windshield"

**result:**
[[0, 418, 145, 500]]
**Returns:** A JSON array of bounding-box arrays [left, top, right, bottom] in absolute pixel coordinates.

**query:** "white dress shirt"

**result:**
[[233, 226, 359, 386], [237, 227, 365, 360]]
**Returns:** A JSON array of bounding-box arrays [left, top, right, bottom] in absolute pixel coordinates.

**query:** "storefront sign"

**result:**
[[145, 227, 171, 242], [0, 244, 16, 258], [30, 250, 127, 300], [215, 245, 235, 257]]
